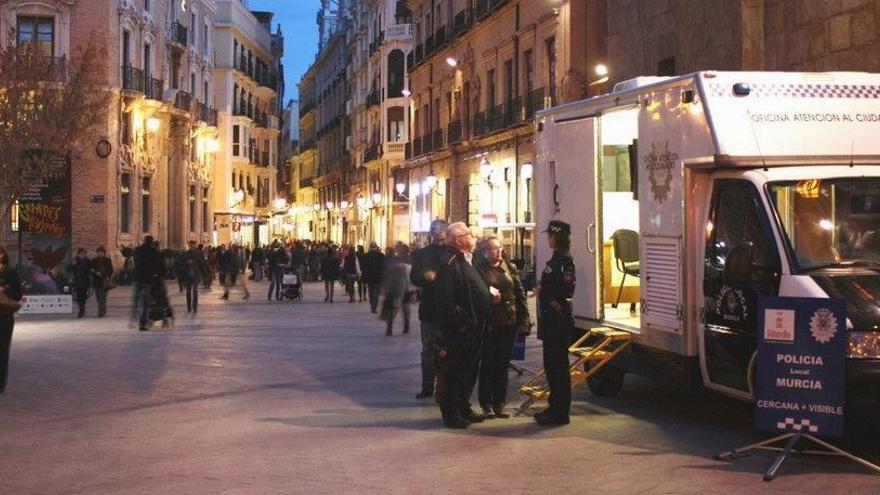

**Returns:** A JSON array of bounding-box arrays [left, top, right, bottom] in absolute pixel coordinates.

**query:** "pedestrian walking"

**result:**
[[355, 245, 367, 302], [91, 246, 114, 318], [290, 241, 306, 284], [148, 240, 174, 327], [71, 248, 92, 318], [266, 240, 289, 301], [184, 241, 208, 313], [434, 222, 492, 429], [0, 245, 23, 393], [475, 236, 530, 419], [320, 247, 341, 302], [360, 242, 385, 313], [173, 249, 188, 293], [380, 243, 413, 336], [534, 220, 576, 426], [340, 246, 361, 303], [221, 245, 250, 300], [410, 219, 448, 399], [132, 236, 163, 331], [250, 245, 265, 282]]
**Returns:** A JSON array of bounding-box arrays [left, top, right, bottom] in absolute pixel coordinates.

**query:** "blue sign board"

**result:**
[[755, 297, 847, 438]]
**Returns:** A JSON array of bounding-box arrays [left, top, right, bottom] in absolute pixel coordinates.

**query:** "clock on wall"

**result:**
[[96, 139, 112, 158]]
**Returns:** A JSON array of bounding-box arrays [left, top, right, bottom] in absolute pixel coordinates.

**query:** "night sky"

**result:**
[[248, 0, 323, 102]]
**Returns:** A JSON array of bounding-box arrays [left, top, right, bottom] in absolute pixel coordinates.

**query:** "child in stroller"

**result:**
[[281, 268, 303, 301]]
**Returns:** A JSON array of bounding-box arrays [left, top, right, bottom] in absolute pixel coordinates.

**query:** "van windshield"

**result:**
[[768, 178, 880, 272]]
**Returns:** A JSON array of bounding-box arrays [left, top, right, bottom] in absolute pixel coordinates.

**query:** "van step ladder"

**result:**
[[514, 327, 633, 416]]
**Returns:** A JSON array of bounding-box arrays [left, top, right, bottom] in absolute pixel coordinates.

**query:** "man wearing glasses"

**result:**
[[434, 222, 493, 428]]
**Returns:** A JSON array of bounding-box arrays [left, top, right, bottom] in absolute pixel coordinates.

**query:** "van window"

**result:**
[[708, 181, 776, 271]]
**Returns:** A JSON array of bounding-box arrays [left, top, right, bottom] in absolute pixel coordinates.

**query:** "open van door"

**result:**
[[554, 117, 601, 321]]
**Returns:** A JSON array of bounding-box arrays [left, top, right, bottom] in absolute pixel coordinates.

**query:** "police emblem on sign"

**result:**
[[810, 308, 839, 344], [643, 141, 678, 204]]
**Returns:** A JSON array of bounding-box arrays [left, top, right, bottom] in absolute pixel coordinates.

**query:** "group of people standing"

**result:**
[[408, 218, 576, 429]]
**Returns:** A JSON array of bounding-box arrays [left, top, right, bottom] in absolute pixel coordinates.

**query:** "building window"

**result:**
[[387, 49, 405, 98], [388, 106, 404, 141], [144, 0, 150, 12], [144, 43, 151, 76], [190, 73, 196, 94], [487, 69, 496, 109], [17, 17, 54, 56], [122, 111, 133, 145], [190, 12, 196, 46], [141, 177, 151, 233], [524, 49, 534, 94], [233, 125, 240, 155], [120, 173, 131, 233], [202, 187, 210, 232], [204, 81, 209, 103], [122, 30, 131, 67], [546, 37, 557, 104], [189, 185, 196, 232], [504, 59, 514, 104], [658, 57, 676, 76]]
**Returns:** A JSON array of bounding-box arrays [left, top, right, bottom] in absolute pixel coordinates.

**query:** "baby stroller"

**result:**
[[282, 269, 303, 301]]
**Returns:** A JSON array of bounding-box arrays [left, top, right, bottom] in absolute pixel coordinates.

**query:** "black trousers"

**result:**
[[541, 316, 573, 417], [357, 277, 366, 300], [367, 283, 381, 311], [439, 330, 479, 421], [75, 287, 88, 316], [0, 315, 14, 392], [478, 324, 518, 407], [94, 286, 109, 317], [185, 279, 200, 312]]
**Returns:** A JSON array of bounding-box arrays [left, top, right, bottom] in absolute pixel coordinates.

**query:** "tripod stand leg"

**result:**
[[714, 433, 794, 460], [764, 434, 801, 482], [803, 434, 880, 475]]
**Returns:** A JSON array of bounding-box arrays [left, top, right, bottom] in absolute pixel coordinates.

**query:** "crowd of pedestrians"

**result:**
[[0, 220, 570, 428]]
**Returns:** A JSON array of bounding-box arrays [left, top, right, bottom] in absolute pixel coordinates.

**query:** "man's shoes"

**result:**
[[385, 329, 392, 336], [139, 326, 149, 332], [535, 414, 570, 426], [442, 415, 470, 429], [415, 389, 433, 399], [462, 408, 485, 423], [371, 309, 377, 314], [534, 407, 553, 421], [493, 404, 510, 419], [481, 405, 495, 420]]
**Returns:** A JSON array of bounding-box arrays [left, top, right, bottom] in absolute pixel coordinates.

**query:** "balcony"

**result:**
[[525, 87, 546, 118], [405, 142, 412, 160], [144, 76, 164, 101], [454, 8, 473, 38], [366, 89, 380, 108], [174, 90, 192, 113], [299, 100, 316, 118], [424, 35, 434, 58], [447, 120, 462, 145], [431, 129, 444, 152], [168, 21, 187, 47], [476, 0, 489, 20], [412, 136, 422, 157], [258, 70, 277, 90], [363, 143, 380, 163], [435, 26, 447, 49], [368, 32, 384, 56], [385, 142, 405, 155], [121, 65, 144, 92], [406, 51, 414, 71], [193, 100, 218, 126], [414, 44, 423, 64], [385, 24, 413, 42], [254, 112, 269, 128]]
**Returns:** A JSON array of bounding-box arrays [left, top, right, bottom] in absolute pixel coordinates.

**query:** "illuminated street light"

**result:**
[[340, 200, 350, 210], [401, 88, 411, 96], [356, 196, 367, 208], [313, 203, 321, 211], [521, 163, 533, 180], [425, 172, 437, 190], [595, 63, 609, 77], [372, 192, 382, 204], [205, 138, 220, 153], [446, 57, 458, 67], [326, 201, 334, 210], [274, 198, 288, 210], [395, 182, 406, 195], [146, 117, 161, 133]]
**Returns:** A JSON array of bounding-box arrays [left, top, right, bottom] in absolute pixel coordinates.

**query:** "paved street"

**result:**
[[1, 280, 879, 494]]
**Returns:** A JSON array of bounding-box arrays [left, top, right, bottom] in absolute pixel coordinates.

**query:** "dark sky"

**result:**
[[248, 0, 322, 103]]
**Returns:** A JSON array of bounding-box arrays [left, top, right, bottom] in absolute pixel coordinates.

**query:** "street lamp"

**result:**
[[232, 188, 245, 206], [425, 169, 437, 190], [313, 203, 321, 212], [591, 63, 610, 87], [274, 198, 288, 210], [340, 200, 350, 210], [446, 57, 458, 67], [146, 117, 161, 133], [356, 196, 367, 209], [480, 157, 493, 183], [395, 182, 406, 195], [402, 88, 411, 97], [205, 137, 220, 153], [326, 201, 334, 210], [372, 192, 382, 205]]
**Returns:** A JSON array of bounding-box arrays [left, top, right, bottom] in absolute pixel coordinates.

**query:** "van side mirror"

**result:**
[[724, 243, 754, 289]]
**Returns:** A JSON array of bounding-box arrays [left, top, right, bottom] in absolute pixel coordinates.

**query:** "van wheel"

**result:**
[[586, 364, 626, 397]]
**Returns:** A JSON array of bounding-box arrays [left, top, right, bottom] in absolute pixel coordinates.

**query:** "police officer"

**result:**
[[535, 220, 576, 426]]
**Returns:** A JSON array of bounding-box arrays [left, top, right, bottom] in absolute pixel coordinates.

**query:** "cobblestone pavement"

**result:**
[[1, 280, 879, 494]]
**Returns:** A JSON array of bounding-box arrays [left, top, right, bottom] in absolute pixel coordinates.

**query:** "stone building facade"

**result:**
[[212, 0, 283, 247], [0, 0, 220, 262]]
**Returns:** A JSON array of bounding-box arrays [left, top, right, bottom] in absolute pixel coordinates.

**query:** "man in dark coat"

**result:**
[[133, 236, 163, 330], [360, 242, 385, 313], [266, 241, 290, 301], [435, 222, 492, 429], [90, 246, 114, 317], [71, 248, 91, 318], [410, 219, 448, 399]]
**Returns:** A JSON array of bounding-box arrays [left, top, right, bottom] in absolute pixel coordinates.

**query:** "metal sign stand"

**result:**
[[715, 432, 880, 482]]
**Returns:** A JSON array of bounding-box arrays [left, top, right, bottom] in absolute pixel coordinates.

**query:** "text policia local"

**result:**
[[773, 353, 827, 391]]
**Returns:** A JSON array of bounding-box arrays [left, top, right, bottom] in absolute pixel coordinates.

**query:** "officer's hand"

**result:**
[[529, 285, 540, 298], [424, 270, 437, 282], [550, 300, 562, 312]]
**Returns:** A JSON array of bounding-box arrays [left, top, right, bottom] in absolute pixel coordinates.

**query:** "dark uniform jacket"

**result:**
[[435, 247, 492, 335], [134, 244, 163, 284], [361, 250, 385, 284], [91, 257, 114, 288], [71, 256, 92, 289], [538, 250, 577, 340], [410, 243, 446, 323]]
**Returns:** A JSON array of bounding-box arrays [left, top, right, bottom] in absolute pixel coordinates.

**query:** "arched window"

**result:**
[[387, 49, 405, 98]]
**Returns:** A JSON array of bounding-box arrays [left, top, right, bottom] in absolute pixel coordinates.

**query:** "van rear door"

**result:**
[[554, 117, 601, 320]]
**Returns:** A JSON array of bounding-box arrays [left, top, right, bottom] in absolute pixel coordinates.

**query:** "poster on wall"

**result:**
[[17, 155, 73, 314]]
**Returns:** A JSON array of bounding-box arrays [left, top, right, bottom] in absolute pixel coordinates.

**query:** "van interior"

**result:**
[[600, 108, 641, 330]]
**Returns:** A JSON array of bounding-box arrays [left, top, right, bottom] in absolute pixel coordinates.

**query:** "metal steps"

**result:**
[[515, 326, 634, 415]]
